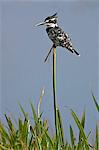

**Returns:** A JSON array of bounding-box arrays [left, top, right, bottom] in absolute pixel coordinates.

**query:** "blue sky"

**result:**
[[0, 1, 99, 140]]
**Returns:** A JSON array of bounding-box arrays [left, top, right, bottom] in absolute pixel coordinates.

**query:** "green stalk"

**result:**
[[53, 47, 58, 145]]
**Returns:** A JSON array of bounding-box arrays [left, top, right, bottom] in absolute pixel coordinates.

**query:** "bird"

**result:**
[[35, 13, 80, 62]]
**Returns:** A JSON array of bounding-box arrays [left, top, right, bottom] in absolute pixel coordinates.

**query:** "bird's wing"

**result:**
[[55, 27, 69, 41]]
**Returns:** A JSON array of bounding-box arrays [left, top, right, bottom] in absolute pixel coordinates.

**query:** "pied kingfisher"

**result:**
[[35, 13, 80, 62]]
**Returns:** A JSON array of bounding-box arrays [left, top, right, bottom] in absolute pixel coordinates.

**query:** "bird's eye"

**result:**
[[49, 20, 52, 22]]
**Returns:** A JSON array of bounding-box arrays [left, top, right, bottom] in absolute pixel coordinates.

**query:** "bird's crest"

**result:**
[[52, 13, 58, 17], [45, 13, 58, 21]]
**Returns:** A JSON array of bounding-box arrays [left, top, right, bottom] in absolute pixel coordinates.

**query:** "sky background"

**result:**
[[0, 0, 99, 141]]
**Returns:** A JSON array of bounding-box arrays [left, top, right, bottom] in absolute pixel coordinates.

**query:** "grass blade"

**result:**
[[70, 125, 76, 148], [0, 121, 10, 143], [56, 107, 65, 148], [71, 110, 89, 149], [30, 102, 38, 125], [92, 93, 99, 112], [19, 103, 28, 121], [81, 110, 85, 129], [79, 110, 85, 142], [95, 124, 99, 150]]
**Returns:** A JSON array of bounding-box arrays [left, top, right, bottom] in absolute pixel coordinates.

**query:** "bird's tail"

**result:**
[[66, 47, 80, 56], [64, 42, 80, 56], [73, 49, 80, 56]]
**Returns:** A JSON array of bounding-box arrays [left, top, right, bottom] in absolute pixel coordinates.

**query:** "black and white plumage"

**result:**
[[35, 13, 80, 61]]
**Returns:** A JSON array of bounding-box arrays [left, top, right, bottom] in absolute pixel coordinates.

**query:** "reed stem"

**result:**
[[53, 47, 58, 145]]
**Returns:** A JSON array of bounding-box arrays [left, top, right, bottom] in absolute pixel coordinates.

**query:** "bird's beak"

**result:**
[[35, 21, 46, 27]]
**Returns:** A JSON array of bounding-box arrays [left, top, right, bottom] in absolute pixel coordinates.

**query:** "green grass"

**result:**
[[0, 94, 98, 150]]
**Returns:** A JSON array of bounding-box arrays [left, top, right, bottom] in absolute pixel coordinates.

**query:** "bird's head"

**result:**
[[35, 13, 58, 28]]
